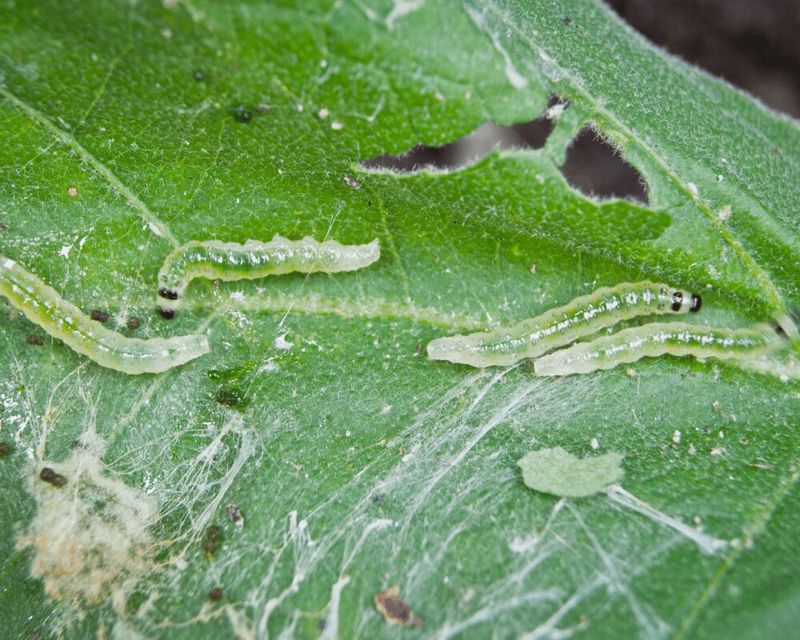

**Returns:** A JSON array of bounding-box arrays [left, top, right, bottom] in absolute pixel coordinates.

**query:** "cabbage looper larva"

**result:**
[[1, 255, 209, 374], [157, 235, 380, 318]]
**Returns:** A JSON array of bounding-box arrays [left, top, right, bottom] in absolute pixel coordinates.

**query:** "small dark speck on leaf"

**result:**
[[372, 493, 385, 503], [0, 221, 7, 231], [90, 309, 109, 322], [226, 503, 244, 528], [230, 104, 252, 123], [26, 334, 44, 346], [40, 467, 67, 487], [70, 439, 84, 449], [0, 441, 13, 458], [563, 16, 572, 25], [203, 524, 223, 558], [126, 317, 141, 331], [208, 587, 224, 601], [215, 385, 250, 412], [193, 70, 205, 81], [343, 175, 362, 190], [375, 587, 422, 627], [317, 619, 328, 631]]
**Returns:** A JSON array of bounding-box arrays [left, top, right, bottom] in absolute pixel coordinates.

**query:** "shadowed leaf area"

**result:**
[[0, 1, 798, 638]]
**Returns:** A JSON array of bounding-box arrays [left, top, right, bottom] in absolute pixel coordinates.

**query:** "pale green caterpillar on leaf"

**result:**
[[427, 281, 701, 367], [157, 235, 381, 318], [1, 255, 209, 374], [533, 322, 782, 377]]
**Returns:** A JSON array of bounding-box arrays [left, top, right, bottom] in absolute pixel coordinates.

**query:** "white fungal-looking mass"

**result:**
[[157, 235, 381, 317], [427, 281, 701, 367], [0, 255, 209, 374], [533, 322, 781, 377]]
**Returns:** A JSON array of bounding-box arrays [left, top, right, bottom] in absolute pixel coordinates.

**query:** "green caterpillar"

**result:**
[[1, 255, 209, 374], [533, 322, 781, 377], [157, 236, 380, 318], [427, 281, 701, 367]]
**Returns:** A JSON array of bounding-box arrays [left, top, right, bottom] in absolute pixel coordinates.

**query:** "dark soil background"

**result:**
[[610, 0, 800, 118], [366, 1, 800, 201]]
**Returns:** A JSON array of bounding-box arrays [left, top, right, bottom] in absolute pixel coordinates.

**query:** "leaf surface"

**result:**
[[1, 1, 798, 638]]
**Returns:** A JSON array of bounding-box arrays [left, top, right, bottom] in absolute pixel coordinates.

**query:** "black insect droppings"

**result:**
[[127, 317, 141, 331], [563, 16, 572, 25], [39, 467, 67, 487], [0, 221, 7, 231], [0, 441, 13, 458], [229, 104, 252, 123], [159, 308, 175, 320], [690, 294, 702, 313], [90, 309, 109, 323], [317, 619, 328, 631], [372, 493, 386, 503], [158, 288, 179, 300], [208, 587, 224, 601], [25, 334, 44, 346], [203, 524, 223, 558], [193, 70, 205, 81], [374, 587, 422, 627]]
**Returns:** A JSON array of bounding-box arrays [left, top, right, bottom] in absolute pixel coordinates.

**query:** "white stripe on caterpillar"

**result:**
[[1, 255, 209, 374], [533, 322, 780, 377], [157, 236, 380, 318], [427, 281, 701, 367]]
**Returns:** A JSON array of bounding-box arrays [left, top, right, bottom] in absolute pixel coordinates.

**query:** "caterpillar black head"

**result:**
[[670, 291, 684, 312], [158, 288, 178, 300], [671, 291, 702, 313]]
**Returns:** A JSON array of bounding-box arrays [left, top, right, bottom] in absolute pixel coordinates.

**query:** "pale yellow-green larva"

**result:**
[[157, 235, 381, 318], [427, 281, 702, 367], [533, 322, 782, 377], [1, 255, 209, 374]]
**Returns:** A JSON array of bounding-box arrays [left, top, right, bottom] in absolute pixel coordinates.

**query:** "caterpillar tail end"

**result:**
[[140, 333, 210, 375], [426, 335, 499, 368]]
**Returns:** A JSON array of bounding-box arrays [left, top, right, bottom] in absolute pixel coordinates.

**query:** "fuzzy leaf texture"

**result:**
[[1, 1, 798, 639]]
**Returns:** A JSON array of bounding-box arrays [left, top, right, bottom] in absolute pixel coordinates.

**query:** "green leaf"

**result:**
[[1, 1, 798, 638], [518, 447, 624, 498]]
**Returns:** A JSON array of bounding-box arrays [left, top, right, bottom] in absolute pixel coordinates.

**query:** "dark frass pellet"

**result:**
[[230, 105, 252, 123], [39, 467, 67, 487], [90, 309, 109, 322], [26, 334, 44, 346], [226, 504, 244, 527], [126, 317, 141, 331], [202, 525, 223, 558], [208, 587, 224, 601], [0, 441, 13, 458]]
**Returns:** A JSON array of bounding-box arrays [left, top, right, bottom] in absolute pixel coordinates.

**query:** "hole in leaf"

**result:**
[[362, 103, 559, 172], [560, 127, 649, 203]]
